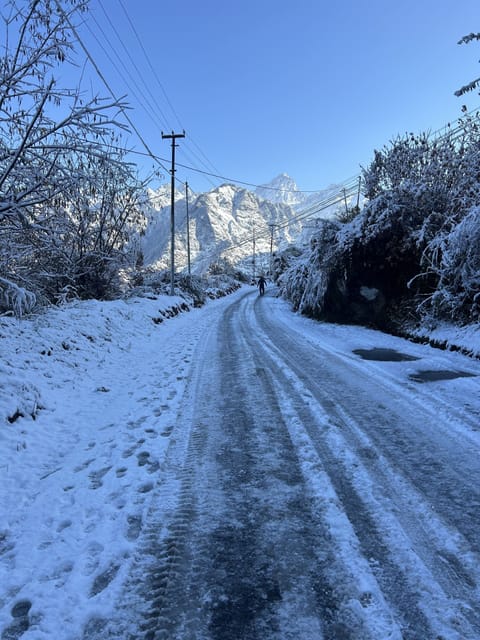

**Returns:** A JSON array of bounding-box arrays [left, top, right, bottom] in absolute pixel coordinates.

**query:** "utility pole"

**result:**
[[269, 223, 276, 277], [162, 130, 185, 295], [252, 223, 256, 281], [356, 176, 362, 210], [343, 188, 349, 216], [185, 181, 191, 277]]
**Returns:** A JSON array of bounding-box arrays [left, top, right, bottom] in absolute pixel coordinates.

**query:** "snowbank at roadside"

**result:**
[[401, 320, 480, 360], [0, 286, 245, 640]]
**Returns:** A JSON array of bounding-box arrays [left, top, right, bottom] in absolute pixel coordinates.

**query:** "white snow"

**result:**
[[0, 292, 237, 638], [1, 287, 479, 638]]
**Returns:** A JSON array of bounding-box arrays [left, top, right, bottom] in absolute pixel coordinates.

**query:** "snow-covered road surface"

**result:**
[[1, 287, 480, 640]]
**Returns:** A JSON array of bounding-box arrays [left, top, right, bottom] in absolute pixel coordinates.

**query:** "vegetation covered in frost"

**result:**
[[276, 113, 480, 329], [0, 0, 148, 316]]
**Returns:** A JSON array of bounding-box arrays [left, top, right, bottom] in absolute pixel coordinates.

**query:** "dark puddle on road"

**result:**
[[408, 369, 476, 383], [353, 348, 476, 383], [353, 347, 420, 362]]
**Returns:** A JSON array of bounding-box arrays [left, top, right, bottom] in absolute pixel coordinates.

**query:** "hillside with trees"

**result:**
[[275, 112, 480, 333]]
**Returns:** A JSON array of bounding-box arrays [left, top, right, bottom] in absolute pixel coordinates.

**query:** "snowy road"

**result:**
[[108, 288, 480, 640], [2, 287, 480, 640]]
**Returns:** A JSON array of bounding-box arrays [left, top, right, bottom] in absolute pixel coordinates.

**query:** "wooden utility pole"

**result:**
[[343, 188, 349, 216], [162, 130, 185, 295], [185, 181, 191, 277], [252, 223, 256, 281], [269, 223, 276, 276]]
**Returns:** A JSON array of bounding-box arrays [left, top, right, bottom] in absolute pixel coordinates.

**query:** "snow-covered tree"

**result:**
[[455, 32, 480, 98], [0, 0, 145, 314], [278, 116, 480, 329]]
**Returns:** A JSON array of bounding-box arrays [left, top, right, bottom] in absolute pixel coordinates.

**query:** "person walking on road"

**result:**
[[258, 276, 266, 296]]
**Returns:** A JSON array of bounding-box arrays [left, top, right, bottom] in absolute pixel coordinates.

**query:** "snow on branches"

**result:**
[[278, 116, 480, 329], [0, 277, 36, 318], [0, 0, 145, 311]]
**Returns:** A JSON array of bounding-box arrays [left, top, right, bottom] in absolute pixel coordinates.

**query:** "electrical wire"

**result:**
[[94, 0, 172, 130], [114, 0, 223, 187], [55, 0, 172, 178], [71, 0, 216, 190], [66, 2, 367, 195], [60, 2, 480, 231], [220, 183, 360, 256]]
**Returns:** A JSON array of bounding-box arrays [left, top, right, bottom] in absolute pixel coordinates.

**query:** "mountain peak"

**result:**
[[255, 173, 299, 206]]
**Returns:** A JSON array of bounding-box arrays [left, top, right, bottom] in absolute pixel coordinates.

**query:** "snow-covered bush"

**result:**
[[0, 277, 36, 318], [279, 117, 480, 329], [422, 207, 480, 322], [271, 246, 303, 285], [0, 0, 145, 306], [277, 221, 341, 315]]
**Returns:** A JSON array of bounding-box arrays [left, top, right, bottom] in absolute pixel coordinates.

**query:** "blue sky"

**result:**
[[67, 0, 480, 193]]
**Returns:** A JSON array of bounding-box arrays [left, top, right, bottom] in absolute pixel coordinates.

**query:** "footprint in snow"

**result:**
[[56, 519, 72, 533], [137, 451, 150, 466], [125, 514, 142, 541], [88, 466, 111, 489], [74, 458, 95, 473], [89, 563, 120, 597], [1, 600, 32, 640], [138, 482, 154, 494], [0, 531, 14, 557], [122, 438, 145, 459]]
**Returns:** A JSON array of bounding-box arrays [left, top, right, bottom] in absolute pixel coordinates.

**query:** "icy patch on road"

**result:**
[[353, 347, 420, 362], [409, 369, 476, 383]]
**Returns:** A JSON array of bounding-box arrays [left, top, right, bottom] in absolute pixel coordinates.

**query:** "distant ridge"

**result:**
[[141, 175, 350, 275]]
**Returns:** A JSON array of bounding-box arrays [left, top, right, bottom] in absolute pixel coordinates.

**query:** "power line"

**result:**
[[62, 3, 480, 217], [116, 0, 183, 131], [56, 2, 177, 183], [94, 0, 172, 130], [85, 7, 214, 190], [220, 183, 360, 257], [72, 3, 367, 195], [217, 109, 480, 258], [76, 0, 218, 190], [115, 0, 222, 187], [82, 18, 170, 133], [104, 142, 351, 194]]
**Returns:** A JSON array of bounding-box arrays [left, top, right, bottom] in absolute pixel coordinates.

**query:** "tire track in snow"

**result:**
[[134, 292, 333, 639], [131, 291, 403, 640], [248, 293, 480, 639], [102, 289, 480, 639]]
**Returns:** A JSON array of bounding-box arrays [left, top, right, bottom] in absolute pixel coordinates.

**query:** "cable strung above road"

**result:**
[[60, 1, 480, 206]]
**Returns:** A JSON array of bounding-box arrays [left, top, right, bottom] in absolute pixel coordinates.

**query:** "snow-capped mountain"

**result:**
[[141, 175, 349, 275], [255, 173, 353, 214], [255, 173, 303, 207]]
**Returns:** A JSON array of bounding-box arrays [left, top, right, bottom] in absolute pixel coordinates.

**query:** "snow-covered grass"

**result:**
[[405, 320, 480, 359], [0, 290, 244, 639]]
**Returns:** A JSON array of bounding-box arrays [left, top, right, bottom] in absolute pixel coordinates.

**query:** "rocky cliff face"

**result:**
[[141, 175, 345, 276], [142, 182, 299, 275]]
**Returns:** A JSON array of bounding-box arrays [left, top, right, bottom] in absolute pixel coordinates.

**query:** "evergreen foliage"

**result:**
[[278, 115, 480, 328]]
